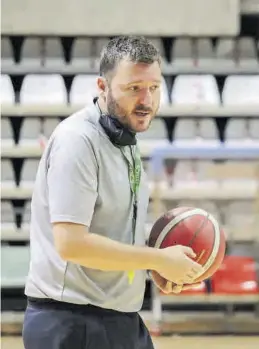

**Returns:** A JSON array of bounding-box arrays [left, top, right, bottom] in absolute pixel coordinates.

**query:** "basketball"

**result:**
[[148, 207, 226, 283]]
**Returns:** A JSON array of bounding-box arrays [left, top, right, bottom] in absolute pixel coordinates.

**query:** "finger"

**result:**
[[181, 282, 202, 291], [163, 281, 174, 294], [181, 246, 196, 258], [172, 284, 183, 294]]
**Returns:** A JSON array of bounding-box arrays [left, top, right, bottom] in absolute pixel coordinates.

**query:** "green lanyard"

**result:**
[[120, 145, 141, 244]]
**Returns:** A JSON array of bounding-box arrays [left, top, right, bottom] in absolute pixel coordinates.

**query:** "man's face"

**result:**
[[103, 59, 162, 133]]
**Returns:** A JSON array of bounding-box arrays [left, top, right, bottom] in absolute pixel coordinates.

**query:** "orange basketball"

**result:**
[[148, 207, 226, 283]]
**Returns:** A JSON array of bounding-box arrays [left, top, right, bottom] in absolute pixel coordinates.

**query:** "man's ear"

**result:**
[[97, 77, 107, 101]]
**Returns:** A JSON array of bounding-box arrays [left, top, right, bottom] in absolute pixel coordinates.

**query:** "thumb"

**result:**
[[181, 246, 196, 259], [172, 284, 183, 294]]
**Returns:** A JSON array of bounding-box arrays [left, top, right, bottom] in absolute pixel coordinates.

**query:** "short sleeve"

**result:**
[[47, 129, 98, 227]]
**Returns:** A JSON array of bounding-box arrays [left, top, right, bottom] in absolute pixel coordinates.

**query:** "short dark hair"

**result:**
[[99, 36, 161, 78]]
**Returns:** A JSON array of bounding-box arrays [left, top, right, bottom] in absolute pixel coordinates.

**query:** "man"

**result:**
[[22, 36, 202, 349]]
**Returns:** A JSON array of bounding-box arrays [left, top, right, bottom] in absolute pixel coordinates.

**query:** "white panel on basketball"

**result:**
[[153, 208, 221, 278], [203, 212, 221, 274], [70, 74, 99, 105]]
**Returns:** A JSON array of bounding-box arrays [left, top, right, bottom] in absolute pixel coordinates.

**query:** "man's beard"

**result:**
[[106, 90, 154, 132], [106, 90, 130, 129]]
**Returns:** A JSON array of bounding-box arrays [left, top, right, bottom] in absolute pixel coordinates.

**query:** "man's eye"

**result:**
[[150, 85, 159, 92], [129, 86, 139, 92]]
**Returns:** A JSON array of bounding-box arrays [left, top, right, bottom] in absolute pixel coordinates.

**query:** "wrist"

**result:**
[[146, 247, 164, 272]]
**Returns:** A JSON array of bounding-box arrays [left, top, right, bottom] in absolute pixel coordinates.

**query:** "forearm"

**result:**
[[54, 223, 160, 271]]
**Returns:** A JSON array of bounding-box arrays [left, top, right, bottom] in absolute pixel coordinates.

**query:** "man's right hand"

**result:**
[[154, 245, 204, 285]]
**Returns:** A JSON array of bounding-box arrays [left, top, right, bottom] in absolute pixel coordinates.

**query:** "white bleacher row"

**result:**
[[1, 186, 258, 242], [2, 37, 259, 69], [1, 73, 259, 148], [2, 73, 259, 106], [2, 116, 259, 149]]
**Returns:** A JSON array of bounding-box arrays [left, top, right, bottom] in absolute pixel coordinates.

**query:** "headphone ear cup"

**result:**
[[95, 97, 136, 147]]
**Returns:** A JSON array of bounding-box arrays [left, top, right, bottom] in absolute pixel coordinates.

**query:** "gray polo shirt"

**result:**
[[24, 101, 150, 312]]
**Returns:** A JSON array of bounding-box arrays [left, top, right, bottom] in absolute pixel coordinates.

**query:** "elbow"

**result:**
[[54, 234, 75, 262], [55, 241, 72, 262]]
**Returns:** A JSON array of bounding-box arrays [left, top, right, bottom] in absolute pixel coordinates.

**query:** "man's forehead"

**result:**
[[113, 59, 161, 83]]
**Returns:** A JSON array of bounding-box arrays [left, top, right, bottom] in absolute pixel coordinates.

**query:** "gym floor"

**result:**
[[2, 336, 259, 349]]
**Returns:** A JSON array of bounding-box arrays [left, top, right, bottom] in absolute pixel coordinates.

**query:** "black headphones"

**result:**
[[94, 97, 137, 147]]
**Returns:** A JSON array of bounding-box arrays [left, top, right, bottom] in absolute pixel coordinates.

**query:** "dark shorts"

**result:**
[[22, 298, 154, 349]]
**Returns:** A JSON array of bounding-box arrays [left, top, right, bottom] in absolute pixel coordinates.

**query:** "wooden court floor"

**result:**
[[2, 335, 259, 349]]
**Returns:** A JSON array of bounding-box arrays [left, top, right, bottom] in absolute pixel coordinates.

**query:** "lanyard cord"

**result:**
[[120, 146, 141, 244]]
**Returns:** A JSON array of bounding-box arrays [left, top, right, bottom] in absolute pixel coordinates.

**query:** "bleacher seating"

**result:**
[[20, 38, 43, 68], [69, 74, 99, 105], [196, 38, 215, 67], [236, 37, 259, 68], [20, 73, 67, 105], [1, 33, 259, 336], [19, 118, 41, 146], [1, 37, 14, 67], [1, 74, 15, 104], [215, 38, 236, 67], [171, 38, 194, 67], [1, 160, 15, 187], [1, 245, 30, 288], [222, 75, 259, 105], [171, 74, 221, 105], [20, 160, 39, 187], [44, 38, 65, 68], [1, 118, 14, 146]]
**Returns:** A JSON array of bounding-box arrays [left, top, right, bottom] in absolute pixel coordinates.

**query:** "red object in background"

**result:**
[[211, 255, 259, 294]]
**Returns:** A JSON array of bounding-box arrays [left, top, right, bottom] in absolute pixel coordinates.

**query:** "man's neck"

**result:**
[[97, 97, 107, 114]]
